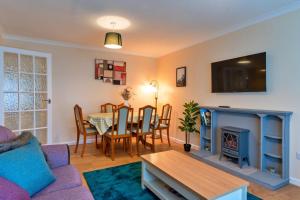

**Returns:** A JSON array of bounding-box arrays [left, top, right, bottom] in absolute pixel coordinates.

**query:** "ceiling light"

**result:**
[[97, 17, 127, 49], [97, 16, 130, 30], [104, 32, 122, 49]]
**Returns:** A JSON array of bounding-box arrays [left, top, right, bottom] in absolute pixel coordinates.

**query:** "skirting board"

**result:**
[[290, 177, 300, 187], [161, 134, 200, 151], [53, 138, 96, 146]]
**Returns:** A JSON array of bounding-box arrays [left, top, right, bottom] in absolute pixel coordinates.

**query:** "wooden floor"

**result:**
[[70, 139, 300, 200]]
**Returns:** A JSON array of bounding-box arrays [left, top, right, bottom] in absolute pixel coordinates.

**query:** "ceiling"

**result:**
[[0, 0, 299, 57]]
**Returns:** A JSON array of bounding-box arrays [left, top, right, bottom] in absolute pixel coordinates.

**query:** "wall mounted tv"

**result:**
[[211, 52, 266, 93]]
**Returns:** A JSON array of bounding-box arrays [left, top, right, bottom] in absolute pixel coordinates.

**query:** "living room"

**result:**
[[1, 1, 300, 200]]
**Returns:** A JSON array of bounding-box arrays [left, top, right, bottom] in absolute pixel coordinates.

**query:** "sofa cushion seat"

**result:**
[[32, 186, 94, 200], [34, 165, 82, 197]]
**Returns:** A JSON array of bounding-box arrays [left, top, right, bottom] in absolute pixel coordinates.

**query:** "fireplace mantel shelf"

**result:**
[[200, 106, 293, 116]]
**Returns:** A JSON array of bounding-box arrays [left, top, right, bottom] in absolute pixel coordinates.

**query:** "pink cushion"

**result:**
[[0, 126, 16, 143], [0, 177, 30, 200]]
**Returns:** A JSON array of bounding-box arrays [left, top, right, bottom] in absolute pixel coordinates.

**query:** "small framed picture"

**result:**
[[176, 66, 186, 87]]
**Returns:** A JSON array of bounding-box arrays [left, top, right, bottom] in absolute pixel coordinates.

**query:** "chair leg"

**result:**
[[101, 135, 104, 149], [103, 136, 106, 155], [95, 134, 99, 149], [167, 128, 171, 147], [143, 135, 146, 149], [152, 132, 155, 153], [129, 137, 132, 157], [136, 136, 140, 156], [81, 135, 87, 157], [111, 140, 115, 161], [159, 129, 163, 143], [123, 138, 126, 151], [74, 132, 80, 153]]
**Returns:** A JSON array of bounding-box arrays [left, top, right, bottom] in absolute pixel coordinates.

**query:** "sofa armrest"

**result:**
[[41, 144, 70, 169]]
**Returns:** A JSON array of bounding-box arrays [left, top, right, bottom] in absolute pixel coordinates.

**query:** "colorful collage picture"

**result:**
[[95, 59, 126, 85]]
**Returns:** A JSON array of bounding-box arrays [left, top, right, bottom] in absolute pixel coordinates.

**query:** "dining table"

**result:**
[[87, 112, 159, 135]]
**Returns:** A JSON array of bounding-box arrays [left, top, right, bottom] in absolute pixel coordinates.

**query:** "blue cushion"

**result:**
[[0, 137, 56, 196]]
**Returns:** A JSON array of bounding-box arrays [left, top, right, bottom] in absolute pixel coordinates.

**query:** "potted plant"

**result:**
[[178, 100, 200, 152]]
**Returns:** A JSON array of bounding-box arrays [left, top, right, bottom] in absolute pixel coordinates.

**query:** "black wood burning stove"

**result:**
[[219, 126, 250, 168]]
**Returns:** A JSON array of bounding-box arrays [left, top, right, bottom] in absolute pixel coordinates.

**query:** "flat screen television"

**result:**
[[211, 52, 266, 93]]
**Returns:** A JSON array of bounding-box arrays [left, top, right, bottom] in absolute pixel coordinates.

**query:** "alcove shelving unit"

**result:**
[[193, 106, 292, 190], [260, 115, 285, 178], [200, 108, 212, 153]]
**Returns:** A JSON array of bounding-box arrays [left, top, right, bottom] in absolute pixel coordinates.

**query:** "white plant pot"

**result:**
[[124, 100, 130, 107]]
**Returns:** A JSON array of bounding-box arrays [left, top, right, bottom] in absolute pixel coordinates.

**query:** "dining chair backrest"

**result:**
[[74, 104, 85, 135], [138, 105, 156, 134], [101, 103, 116, 113], [111, 106, 133, 136], [118, 103, 131, 108], [161, 104, 172, 126], [117, 103, 124, 108]]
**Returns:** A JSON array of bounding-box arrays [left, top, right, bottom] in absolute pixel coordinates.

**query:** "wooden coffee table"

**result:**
[[141, 150, 249, 200]]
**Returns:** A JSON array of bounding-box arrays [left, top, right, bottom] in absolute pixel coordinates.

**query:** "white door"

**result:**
[[0, 47, 52, 144]]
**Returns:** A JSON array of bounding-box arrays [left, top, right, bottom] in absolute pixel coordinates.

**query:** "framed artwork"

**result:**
[[95, 59, 126, 85], [95, 59, 104, 80], [176, 66, 186, 87]]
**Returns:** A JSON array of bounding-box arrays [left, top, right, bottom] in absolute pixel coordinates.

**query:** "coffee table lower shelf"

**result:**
[[142, 161, 247, 200], [143, 179, 185, 200]]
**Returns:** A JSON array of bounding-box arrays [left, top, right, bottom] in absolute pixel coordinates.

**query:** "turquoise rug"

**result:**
[[83, 162, 262, 200]]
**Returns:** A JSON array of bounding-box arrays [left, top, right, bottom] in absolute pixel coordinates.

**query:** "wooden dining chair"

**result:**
[[74, 104, 99, 157], [103, 106, 133, 160], [155, 104, 172, 146], [100, 103, 116, 113], [133, 105, 157, 156]]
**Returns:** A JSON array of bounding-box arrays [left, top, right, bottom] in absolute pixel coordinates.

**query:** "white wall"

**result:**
[[0, 39, 157, 143], [0, 27, 3, 43], [157, 9, 300, 181]]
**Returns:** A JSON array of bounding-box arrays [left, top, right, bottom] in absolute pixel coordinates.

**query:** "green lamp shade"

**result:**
[[104, 32, 122, 49]]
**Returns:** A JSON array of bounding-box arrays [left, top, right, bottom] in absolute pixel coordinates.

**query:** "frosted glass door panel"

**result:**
[[35, 57, 47, 74], [1, 49, 51, 144], [20, 55, 33, 73], [4, 52, 18, 72]]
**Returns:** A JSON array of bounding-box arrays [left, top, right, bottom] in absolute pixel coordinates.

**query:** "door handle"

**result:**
[[43, 99, 51, 104]]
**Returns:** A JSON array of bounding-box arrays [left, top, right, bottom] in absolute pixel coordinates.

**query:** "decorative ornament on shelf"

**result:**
[[121, 87, 135, 106]]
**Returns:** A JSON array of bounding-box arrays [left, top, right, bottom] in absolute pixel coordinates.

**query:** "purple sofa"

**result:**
[[0, 126, 94, 200]]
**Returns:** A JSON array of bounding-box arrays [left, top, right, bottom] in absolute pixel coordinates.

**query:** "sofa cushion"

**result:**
[[0, 126, 16, 143], [0, 177, 30, 200], [34, 165, 82, 197], [32, 186, 94, 200], [42, 144, 70, 169], [0, 137, 56, 197]]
